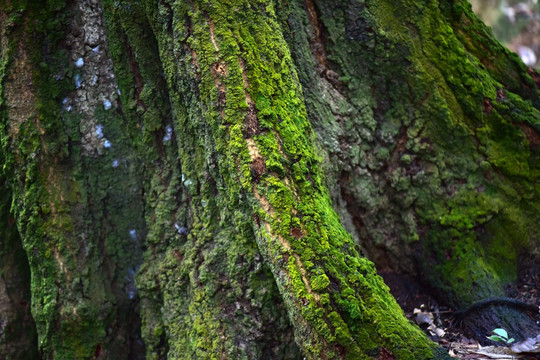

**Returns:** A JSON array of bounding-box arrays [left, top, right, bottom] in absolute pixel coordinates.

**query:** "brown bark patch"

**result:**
[[290, 227, 304, 239], [94, 343, 102, 358], [483, 98, 492, 114], [243, 103, 260, 138], [209, 62, 228, 114], [304, 0, 344, 91], [173, 250, 183, 262], [250, 156, 266, 182], [238, 57, 251, 93], [211, 61, 228, 77], [321, 68, 342, 90], [517, 122, 540, 150], [4, 22, 36, 137], [386, 126, 408, 175], [217, 88, 226, 109], [237, 57, 262, 137], [496, 88, 507, 102], [190, 49, 200, 76], [379, 347, 395, 360], [527, 67, 540, 91], [253, 213, 261, 228], [304, 0, 328, 68], [208, 19, 219, 52], [333, 344, 346, 358], [394, 127, 408, 155], [282, 252, 290, 263], [126, 43, 147, 111]]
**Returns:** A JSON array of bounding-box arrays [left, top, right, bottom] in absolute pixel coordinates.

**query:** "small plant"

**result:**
[[487, 328, 515, 345]]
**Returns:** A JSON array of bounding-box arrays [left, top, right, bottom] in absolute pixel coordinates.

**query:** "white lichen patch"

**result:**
[[125, 267, 138, 300], [74, 74, 82, 88], [163, 125, 173, 141], [174, 223, 188, 235], [62, 0, 122, 156], [62, 98, 73, 112], [95, 124, 104, 139]]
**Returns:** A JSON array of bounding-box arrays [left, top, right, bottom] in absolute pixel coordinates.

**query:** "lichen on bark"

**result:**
[[1, 0, 146, 358], [276, 0, 540, 314], [114, 0, 451, 358], [0, 0, 538, 358], [103, 0, 301, 358]]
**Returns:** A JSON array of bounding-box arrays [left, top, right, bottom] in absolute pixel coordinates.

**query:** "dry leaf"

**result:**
[[414, 310, 434, 325], [474, 345, 521, 359], [511, 334, 540, 353]]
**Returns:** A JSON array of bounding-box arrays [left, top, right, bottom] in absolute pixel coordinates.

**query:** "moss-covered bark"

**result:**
[[0, 6, 38, 359], [102, 2, 300, 358], [109, 0, 450, 358], [0, 1, 146, 358], [276, 0, 540, 311], [0, 0, 538, 359]]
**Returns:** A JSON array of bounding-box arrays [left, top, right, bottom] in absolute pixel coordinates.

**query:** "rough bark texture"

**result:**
[[0, 177, 37, 359], [0, 0, 538, 359], [0, 0, 146, 358], [278, 0, 540, 299], [275, 0, 540, 340]]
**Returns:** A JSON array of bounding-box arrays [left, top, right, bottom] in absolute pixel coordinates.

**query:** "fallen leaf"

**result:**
[[474, 345, 521, 359], [415, 311, 434, 325], [511, 334, 540, 353]]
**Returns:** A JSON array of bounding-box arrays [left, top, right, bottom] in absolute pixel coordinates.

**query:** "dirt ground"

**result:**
[[380, 256, 540, 359]]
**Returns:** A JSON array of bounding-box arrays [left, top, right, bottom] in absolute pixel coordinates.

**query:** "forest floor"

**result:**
[[381, 258, 540, 360]]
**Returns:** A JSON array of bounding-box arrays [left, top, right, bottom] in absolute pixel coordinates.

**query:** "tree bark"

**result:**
[[0, 177, 37, 359], [276, 0, 540, 340], [0, 0, 538, 359]]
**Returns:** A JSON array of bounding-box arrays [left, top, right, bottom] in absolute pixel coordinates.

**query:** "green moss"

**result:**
[[279, 0, 538, 315], [264, 6, 540, 357], [5, 0, 533, 357], [0, 0, 155, 357], [134, 0, 451, 358], [99, 1, 304, 359]]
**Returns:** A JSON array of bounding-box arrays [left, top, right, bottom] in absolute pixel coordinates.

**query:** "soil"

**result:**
[[380, 257, 540, 359]]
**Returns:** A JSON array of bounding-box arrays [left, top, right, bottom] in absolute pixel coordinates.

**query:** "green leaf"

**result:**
[[491, 328, 509, 340], [507, 338, 515, 344], [487, 335, 505, 343]]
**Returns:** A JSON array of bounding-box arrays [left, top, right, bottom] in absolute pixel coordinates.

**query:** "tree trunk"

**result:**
[[0, 0, 538, 359], [0, 177, 38, 359], [276, 0, 540, 341]]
